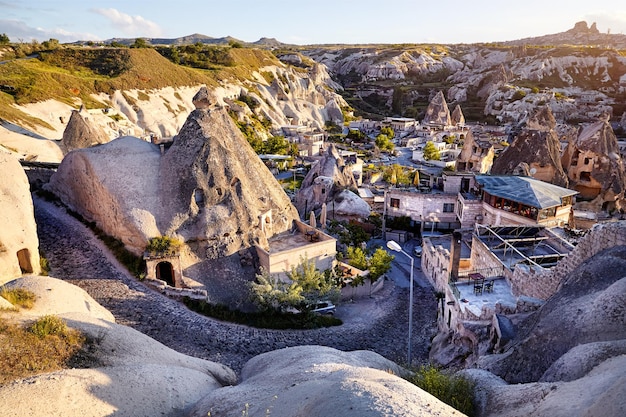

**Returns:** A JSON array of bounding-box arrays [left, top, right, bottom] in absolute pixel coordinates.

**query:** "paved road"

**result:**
[[34, 197, 437, 376]]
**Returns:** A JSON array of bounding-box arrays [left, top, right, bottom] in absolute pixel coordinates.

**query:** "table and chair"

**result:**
[[469, 272, 494, 295]]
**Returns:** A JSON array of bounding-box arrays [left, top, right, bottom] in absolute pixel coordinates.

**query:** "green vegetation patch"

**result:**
[[406, 365, 475, 416], [0, 287, 36, 309]]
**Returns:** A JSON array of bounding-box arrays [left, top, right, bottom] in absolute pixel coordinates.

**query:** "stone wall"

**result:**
[[508, 221, 626, 299]]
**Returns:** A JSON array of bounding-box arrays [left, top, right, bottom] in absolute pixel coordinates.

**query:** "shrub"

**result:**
[[0, 287, 36, 309], [146, 236, 182, 254], [407, 365, 475, 416], [29, 315, 69, 338]]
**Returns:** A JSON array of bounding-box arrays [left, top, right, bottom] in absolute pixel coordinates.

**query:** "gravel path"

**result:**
[[35, 197, 438, 375]]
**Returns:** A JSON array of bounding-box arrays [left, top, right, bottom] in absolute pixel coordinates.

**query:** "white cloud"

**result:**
[[0, 19, 99, 43], [92, 8, 163, 37]]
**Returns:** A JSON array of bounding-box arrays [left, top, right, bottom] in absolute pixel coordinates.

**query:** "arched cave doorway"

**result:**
[[156, 261, 175, 286], [16, 248, 33, 274]]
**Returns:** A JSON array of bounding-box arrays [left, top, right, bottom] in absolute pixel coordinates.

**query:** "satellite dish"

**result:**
[[529, 168, 537, 175]]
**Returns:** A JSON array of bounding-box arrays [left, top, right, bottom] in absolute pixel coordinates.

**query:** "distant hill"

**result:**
[[78, 34, 291, 49], [503, 21, 626, 48]]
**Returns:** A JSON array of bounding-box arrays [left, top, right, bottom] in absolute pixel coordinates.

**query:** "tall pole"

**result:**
[[408, 253, 414, 365]]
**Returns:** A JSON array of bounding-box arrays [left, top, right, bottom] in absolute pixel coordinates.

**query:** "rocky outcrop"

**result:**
[[295, 144, 369, 220], [455, 131, 494, 173], [188, 346, 461, 417], [0, 276, 236, 417], [491, 107, 569, 187], [460, 243, 626, 416], [60, 107, 111, 154], [477, 244, 626, 384], [451, 104, 465, 126], [562, 118, 626, 211], [46, 87, 299, 281], [423, 91, 451, 127], [0, 152, 40, 283]]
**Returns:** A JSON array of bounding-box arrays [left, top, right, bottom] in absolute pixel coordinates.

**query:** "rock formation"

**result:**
[[46, 87, 299, 301], [491, 106, 569, 187], [451, 104, 465, 126], [455, 130, 494, 173], [188, 346, 461, 417], [422, 91, 451, 127], [0, 152, 40, 283], [0, 276, 236, 417], [461, 243, 626, 416], [60, 107, 110, 154], [295, 144, 370, 220], [561, 118, 626, 212]]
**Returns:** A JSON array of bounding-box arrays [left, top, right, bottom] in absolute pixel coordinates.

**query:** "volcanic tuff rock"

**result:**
[[188, 346, 461, 417], [451, 104, 465, 126], [561, 118, 626, 210], [46, 86, 298, 273], [490, 106, 569, 187], [422, 90, 451, 126], [60, 107, 110, 154], [0, 152, 40, 283], [295, 144, 369, 220]]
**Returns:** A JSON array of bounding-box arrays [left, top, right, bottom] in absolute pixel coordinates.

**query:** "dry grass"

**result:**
[[0, 287, 36, 309], [0, 315, 87, 385]]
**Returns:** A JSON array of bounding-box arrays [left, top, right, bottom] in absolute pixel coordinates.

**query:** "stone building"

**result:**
[[455, 131, 495, 174]]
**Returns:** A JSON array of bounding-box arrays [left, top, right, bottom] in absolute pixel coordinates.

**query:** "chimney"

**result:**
[[449, 230, 462, 282]]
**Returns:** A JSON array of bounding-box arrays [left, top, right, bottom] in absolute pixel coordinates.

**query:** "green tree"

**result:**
[[423, 141, 441, 161], [249, 257, 340, 312], [346, 246, 368, 270], [368, 247, 394, 280], [375, 133, 394, 152], [262, 136, 289, 155], [0, 33, 10, 44], [380, 126, 395, 138], [383, 164, 411, 186], [131, 38, 150, 48]]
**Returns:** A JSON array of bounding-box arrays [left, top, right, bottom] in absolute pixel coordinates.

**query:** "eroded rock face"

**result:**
[[158, 87, 299, 259], [562, 119, 626, 211], [188, 346, 462, 417], [451, 104, 465, 126], [478, 245, 626, 384], [0, 152, 40, 283], [295, 144, 369, 220], [491, 107, 569, 187], [60, 107, 110, 154], [455, 131, 494, 173], [47, 86, 299, 275], [423, 91, 451, 127]]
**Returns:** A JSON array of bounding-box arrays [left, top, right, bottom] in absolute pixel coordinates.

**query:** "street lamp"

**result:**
[[386, 239, 414, 365]]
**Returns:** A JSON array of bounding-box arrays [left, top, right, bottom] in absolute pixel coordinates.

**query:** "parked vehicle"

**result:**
[[310, 301, 336, 315], [413, 246, 422, 257]]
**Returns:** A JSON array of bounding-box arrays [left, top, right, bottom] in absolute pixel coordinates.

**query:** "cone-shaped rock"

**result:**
[[562, 118, 626, 209], [491, 107, 568, 188], [60, 107, 110, 154], [451, 104, 465, 126], [159, 87, 299, 257], [423, 91, 451, 127]]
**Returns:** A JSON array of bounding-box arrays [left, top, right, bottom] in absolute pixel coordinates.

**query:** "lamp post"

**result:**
[[386, 239, 414, 365]]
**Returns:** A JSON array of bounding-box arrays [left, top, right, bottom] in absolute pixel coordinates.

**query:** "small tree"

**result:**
[[346, 246, 368, 270], [375, 133, 394, 152], [423, 141, 441, 161], [368, 247, 394, 280], [0, 33, 10, 44], [380, 126, 395, 138]]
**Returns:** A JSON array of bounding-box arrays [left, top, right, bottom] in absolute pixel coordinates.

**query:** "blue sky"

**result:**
[[1, 1, 626, 45]]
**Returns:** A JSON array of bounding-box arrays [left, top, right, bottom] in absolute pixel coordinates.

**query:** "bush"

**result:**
[[407, 365, 475, 416], [146, 236, 182, 254], [29, 315, 69, 338], [0, 287, 36, 309]]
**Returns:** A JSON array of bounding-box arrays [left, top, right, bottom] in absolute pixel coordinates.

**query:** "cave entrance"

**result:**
[[16, 248, 33, 273], [156, 261, 175, 286]]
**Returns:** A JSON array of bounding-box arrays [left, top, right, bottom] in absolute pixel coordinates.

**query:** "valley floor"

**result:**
[[34, 196, 438, 375]]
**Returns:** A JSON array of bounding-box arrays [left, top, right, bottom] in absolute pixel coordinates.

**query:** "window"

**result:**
[[584, 157, 591, 165], [390, 198, 400, 208], [443, 203, 455, 213]]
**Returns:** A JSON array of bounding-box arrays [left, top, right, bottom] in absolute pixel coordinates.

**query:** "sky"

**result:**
[[1, 1, 626, 45]]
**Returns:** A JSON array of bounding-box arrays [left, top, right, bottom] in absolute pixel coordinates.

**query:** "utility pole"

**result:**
[[382, 187, 387, 241]]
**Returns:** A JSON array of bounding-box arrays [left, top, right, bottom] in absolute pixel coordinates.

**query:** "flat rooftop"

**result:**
[[267, 228, 333, 254], [454, 277, 517, 317], [427, 235, 472, 258]]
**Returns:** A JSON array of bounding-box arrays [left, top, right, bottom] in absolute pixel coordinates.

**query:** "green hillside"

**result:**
[[0, 46, 281, 129]]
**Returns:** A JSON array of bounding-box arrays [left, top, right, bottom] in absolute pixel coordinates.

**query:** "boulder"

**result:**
[[0, 152, 40, 283], [188, 346, 463, 417]]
